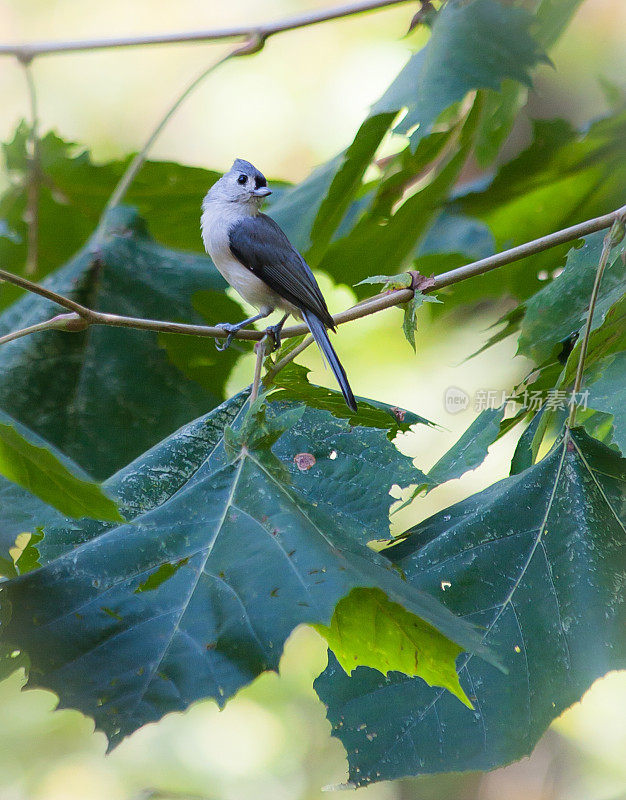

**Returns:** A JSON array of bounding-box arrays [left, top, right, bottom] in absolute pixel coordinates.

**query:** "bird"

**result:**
[[201, 158, 357, 412]]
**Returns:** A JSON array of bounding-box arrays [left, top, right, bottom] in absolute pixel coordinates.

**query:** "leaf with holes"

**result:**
[[315, 427, 626, 785], [0, 394, 490, 747]]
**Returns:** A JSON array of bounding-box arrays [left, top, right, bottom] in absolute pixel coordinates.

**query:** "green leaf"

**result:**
[[0, 396, 487, 747], [474, 81, 526, 168], [374, 0, 547, 148], [0, 127, 222, 305], [560, 292, 626, 389], [584, 352, 626, 454], [266, 361, 434, 442], [0, 206, 234, 479], [354, 273, 412, 290], [317, 98, 483, 292], [398, 406, 505, 510], [315, 428, 626, 784], [509, 407, 546, 474], [519, 232, 625, 362], [459, 110, 626, 303], [0, 411, 121, 522], [307, 113, 396, 261], [315, 588, 472, 708], [427, 406, 505, 487], [402, 292, 441, 351]]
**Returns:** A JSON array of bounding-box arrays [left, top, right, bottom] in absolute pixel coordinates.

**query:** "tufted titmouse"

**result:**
[[201, 158, 357, 412]]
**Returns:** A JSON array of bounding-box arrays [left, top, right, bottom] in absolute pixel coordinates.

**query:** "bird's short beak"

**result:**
[[252, 187, 272, 198]]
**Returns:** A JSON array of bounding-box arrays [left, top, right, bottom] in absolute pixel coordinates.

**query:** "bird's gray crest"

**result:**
[[232, 158, 257, 174]]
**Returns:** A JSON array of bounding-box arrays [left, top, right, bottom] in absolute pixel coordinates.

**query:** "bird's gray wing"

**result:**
[[229, 214, 335, 328]]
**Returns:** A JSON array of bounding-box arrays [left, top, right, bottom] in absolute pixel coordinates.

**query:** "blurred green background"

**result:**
[[0, 1, 625, 798]]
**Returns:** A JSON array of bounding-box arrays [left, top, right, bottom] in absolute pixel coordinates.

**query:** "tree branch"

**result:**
[[0, 205, 624, 352], [0, 0, 412, 59]]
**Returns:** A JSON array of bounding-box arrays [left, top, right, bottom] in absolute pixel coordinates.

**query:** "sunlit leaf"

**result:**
[[315, 587, 472, 707], [0, 411, 121, 522]]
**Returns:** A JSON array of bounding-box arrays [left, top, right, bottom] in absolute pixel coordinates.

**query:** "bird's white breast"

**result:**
[[201, 201, 288, 315]]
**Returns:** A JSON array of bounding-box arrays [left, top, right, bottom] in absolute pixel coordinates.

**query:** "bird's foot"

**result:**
[[214, 322, 238, 352], [265, 323, 284, 353]]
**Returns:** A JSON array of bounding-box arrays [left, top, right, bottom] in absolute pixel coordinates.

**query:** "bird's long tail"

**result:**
[[302, 310, 357, 412]]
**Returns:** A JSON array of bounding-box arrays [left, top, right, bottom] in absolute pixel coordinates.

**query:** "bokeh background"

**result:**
[[0, 1, 625, 798]]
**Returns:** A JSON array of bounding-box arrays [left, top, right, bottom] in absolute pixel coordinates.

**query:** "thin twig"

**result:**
[[0, 313, 87, 346], [0, 268, 93, 316], [0, 0, 412, 59], [22, 61, 40, 276], [250, 337, 268, 403], [263, 336, 314, 385], [0, 205, 624, 351], [106, 38, 261, 211], [567, 213, 626, 428]]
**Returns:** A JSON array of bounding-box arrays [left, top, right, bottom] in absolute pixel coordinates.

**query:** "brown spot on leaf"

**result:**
[[390, 406, 406, 422], [294, 452, 316, 471]]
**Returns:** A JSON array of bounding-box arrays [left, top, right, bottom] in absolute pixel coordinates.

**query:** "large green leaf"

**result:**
[[519, 231, 625, 362], [0, 395, 487, 747], [458, 110, 626, 303], [0, 206, 233, 479], [0, 126, 222, 306], [0, 410, 121, 522], [316, 101, 482, 292], [315, 427, 626, 785], [585, 352, 626, 454], [375, 0, 546, 148]]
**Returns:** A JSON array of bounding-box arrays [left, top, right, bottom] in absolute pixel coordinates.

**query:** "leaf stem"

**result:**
[[250, 337, 268, 403], [566, 212, 626, 428]]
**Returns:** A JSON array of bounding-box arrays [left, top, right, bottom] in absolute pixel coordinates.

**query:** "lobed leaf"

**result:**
[[315, 428, 626, 785], [0, 396, 487, 747]]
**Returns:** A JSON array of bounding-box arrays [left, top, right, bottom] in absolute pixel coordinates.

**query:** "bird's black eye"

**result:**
[[237, 174, 248, 185]]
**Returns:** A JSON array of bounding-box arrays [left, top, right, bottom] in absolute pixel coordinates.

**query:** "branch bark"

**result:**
[[0, 0, 412, 59], [0, 205, 624, 351]]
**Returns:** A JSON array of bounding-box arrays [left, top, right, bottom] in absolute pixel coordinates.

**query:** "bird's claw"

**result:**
[[214, 323, 237, 352], [265, 324, 283, 353]]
